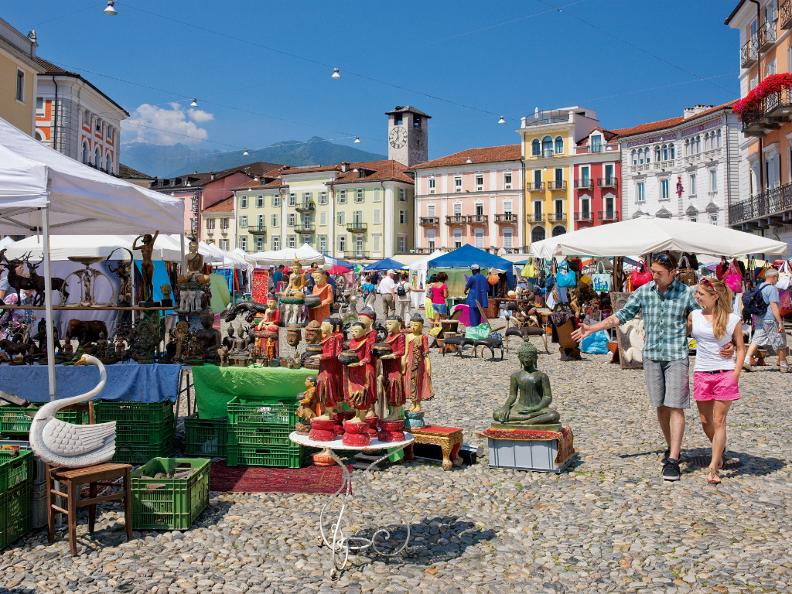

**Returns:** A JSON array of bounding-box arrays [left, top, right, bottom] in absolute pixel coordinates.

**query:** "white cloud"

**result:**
[[121, 103, 212, 145]]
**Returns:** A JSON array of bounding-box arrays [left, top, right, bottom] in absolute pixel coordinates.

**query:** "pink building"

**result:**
[[411, 145, 523, 253]]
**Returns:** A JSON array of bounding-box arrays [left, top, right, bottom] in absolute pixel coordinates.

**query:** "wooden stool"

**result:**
[[405, 425, 464, 471], [46, 463, 133, 555]]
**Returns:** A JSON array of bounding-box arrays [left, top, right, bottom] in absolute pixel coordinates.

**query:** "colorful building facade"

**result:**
[[0, 19, 43, 135], [726, 0, 792, 243], [202, 196, 235, 252], [411, 145, 523, 253], [573, 129, 622, 229]]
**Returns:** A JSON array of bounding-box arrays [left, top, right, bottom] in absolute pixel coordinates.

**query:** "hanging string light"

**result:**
[[497, 116, 506, 125], [242, 148, 249, 156], [331, 67, 341, 80], [190, 98, 199, 108], [104, 0, 117, 16], [353, 136, 361, 144]]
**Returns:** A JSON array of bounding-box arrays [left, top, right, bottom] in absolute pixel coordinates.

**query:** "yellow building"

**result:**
[[518, 107, 599, 243], [0, 19, 44, 135], [232, 161, 414, 259]]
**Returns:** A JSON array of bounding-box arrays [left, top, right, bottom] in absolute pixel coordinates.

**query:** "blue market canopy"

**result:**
[[427, 244, 513, 271], [363, 257, 406, 271]]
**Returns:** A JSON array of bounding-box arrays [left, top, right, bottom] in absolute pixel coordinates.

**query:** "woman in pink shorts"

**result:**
[[688, 278, 745, 484]]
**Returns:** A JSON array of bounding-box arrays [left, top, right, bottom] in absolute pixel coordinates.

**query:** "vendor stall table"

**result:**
[[0, 363, 181, 403], [289, 431, 414, 576], [192, 365, 315, 420]]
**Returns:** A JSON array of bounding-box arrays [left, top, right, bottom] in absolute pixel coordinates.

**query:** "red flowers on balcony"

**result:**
[[733, 73, 792, 118]]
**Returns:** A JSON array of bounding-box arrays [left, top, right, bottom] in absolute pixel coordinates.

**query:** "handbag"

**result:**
[[779, 288, 792, 317], [591, 261, 611, 293], [521, 261, 537, 279], [678, 255, 697, 286], [464, 323, 491, 341], [724, 262, 743, 293], [776, 261, 791, 291], [629, 261, 653, 291], [556, 262, 577, 288]]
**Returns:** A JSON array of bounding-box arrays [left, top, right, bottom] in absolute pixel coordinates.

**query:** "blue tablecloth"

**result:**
[[0, 362, 182, 403]]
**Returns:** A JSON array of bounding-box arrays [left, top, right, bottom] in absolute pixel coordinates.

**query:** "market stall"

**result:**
[[245, 243, 324, 267], [407, 249, 445, 309], [427, 244, 516, 298], [363, 257, 406, 271]]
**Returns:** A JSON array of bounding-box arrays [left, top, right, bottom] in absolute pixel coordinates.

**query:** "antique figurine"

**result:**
[[132, 231, 159, 304], [296, 376, 320, 433], [262, 323, 279, 361], [493, 339, 561, 427], [130, 314, 161, 363], [107, 257, 133, 306], [402, 313, 433, 413], [160, 284, 174, 308], [341, 321, 375, 422], [378, 315, 406, 420], [315, 320, 343, 419], [308, 271, 333, 324], [197, 311, 221, 363]]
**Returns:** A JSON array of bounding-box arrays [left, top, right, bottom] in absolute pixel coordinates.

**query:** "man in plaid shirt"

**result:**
[[573, 252, 733, 482]]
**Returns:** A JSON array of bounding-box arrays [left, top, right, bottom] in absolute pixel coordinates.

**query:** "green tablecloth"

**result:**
[[192, 365, 315, 419]]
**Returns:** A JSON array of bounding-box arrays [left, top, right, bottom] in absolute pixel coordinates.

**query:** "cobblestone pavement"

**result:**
[[2, 329, 790, 593]]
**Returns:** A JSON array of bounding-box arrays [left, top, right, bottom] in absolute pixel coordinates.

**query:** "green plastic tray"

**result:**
[[225, 443, 304, 468], [0, 406, 88, 435], [113, 436, 174, 465], [226, 396, 297, 427], [0, 479, 32, 550], [131, 457, 210, 530], [95, 401, 174, 425], [226, 424, 292, 448], [0, 449, 33, 493]]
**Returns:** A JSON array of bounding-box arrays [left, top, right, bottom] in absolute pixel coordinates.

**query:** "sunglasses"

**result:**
[[700, 277, 714, 289], [652, 252, 673, 265]]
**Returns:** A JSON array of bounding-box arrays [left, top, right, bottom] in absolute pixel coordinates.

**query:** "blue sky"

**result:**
[[7, 0, 739, 158]]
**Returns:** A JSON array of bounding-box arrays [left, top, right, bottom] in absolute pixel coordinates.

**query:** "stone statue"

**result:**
[[132, 231, 159, 304], [493, 339, 561, 428], [197, 311, 221, 363]]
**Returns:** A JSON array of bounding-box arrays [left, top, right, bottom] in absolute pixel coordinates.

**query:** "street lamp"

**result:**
[[354, 136, 361, 144], [331, 67, 341, 80], [242, 149, 249, 156], [498, 116, 506, 125], [190, 98, 198, 108], [104, 0, 118, 16]]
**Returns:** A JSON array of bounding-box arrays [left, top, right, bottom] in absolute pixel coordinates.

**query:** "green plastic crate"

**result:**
[[131, 457, 210, 530], [226, 396, 297, 427], [0, 406, 88, 435], [0, 449, 33, 493], [114, 419, 175, 446], [113, 436, 174, 465], [0, 480, 32, 550], [95, 401, 174, 425], [226, 443, 304, 468], [184, 416, 227, 458], [226, 424, 292, 448]]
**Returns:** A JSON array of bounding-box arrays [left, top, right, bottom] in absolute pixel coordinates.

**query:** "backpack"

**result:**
[[742, 283, 768, 317], [396, 282, 407, 297]]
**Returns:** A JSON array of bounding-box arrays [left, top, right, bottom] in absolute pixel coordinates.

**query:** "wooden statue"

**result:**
[[402, 313, 433, 413], [132, 231, 159, 304]]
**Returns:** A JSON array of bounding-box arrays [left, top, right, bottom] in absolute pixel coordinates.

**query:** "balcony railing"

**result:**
[[575, 143, 620, 154], [575, 179, 593, 189], [445, 215, 466, 225], [782, 0, 792, 29], [742, 88, 792, 137], [295, 224, 315, 234], [545, 212, 566, 223], [419, 216, 439, 226], [575, 211, 593, 222], [526, 214, 542, 224], [729, 182, 792, 226], [346, 222, 367, 233], [758, 21, 777, 51], [598, 177, 618, 188], [295, 201, 315, 213], [526, 182, 544, 191], [741, 38, 758, 68], [467, 214, 488, 224], [598, 210, 617, 222], [520, 110, 570, 127], [547, 181, 567, 191], [248, 224, 267, 235], [494, 213, 517, 224]]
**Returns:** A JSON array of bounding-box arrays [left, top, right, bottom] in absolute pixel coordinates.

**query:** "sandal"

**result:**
[[707, 468, 721, 485]]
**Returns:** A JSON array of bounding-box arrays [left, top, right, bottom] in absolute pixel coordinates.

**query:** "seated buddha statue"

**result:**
[[280, 259, 306, 299], [179, 238, 210, 285], [493, 339, 560, 428]]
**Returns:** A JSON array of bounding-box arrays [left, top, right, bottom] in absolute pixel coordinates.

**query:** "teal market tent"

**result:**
[[427, 244, 515, 294], [363, 257, 406, 271]]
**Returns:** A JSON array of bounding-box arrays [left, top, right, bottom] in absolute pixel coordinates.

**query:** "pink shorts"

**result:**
[[693, 371, 741, 401]]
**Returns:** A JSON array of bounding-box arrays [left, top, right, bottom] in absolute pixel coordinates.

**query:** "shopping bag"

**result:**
[[591, 261, 611, 293], [724, 262, 743, 293], [776, 261, 791, 291], [629, 261, 652, 290], [779, 288, 792, 317], [556, 264, 577, 288], [464, 323, 491, 341], [581, 330, 609, 354], [424, 297, 435, 320], [521, 261, 537, 278]]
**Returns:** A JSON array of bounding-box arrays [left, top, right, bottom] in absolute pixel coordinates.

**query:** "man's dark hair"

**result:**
[[652, 251, 678, 271]]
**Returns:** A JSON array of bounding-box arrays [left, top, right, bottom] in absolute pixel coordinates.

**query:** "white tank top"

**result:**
[[691, 310, 740, 372]]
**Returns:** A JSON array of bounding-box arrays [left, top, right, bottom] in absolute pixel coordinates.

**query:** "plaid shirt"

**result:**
[[615, 279, 698, 361]]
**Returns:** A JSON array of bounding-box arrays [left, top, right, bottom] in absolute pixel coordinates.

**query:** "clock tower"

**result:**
[[385, 105, 430, 166]]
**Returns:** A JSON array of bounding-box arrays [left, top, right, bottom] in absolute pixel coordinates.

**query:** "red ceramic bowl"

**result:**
[[342, 432, 370, 447], [308, 428, 337, 442], [310, 418, 339, 431], [379, 420, 404, 432], [343, 420, 369, 434]]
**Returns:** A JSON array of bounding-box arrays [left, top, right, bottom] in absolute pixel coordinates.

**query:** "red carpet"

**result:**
[[210, 461, 349, 494]]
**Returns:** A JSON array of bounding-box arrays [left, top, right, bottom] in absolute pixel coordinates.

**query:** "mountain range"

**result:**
[[122, 137, 386, 178]]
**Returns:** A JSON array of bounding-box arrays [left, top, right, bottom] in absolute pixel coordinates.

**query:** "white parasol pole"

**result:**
[[40, 206, 57, 401]]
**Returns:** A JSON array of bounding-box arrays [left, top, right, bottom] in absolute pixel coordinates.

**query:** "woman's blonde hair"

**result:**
[[699, 278, 733, 338]]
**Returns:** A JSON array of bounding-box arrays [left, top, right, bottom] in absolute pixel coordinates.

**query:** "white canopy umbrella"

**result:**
[[246, 243, 325, 266], [537, 217, 787, 258], [0, 116, 185, 400], [3, 234, 183, 261]]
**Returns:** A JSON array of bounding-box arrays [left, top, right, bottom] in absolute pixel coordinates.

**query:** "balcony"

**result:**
[[575, 179, 593, 190], [346, 221, 367, 233], [526, 214, 543, 224], [741, 88, 792, 137], [494, 213, 518, 224], [598, 177, 618, 188], [467, 214, 488, 225], [295, 201, 315, 213], [575, 142, 620, 154], [349, 251, 368, 259], [757, 21, 777, 51], [547, 181, 567, 191], [741, 38, 758, 68], [248, 224, 267, 235], [295, 224, 315, 235], [729, 182, 792, 227], [782, 0, 792, 29], [545, 212, 566, 223], [220, 227, 230, 236], [526, 182, 544, 191], [520, 110, 570, 127], [419, 216, 439, 226], [445, 214, 466, 226], [575, 211, 593, 223], [598, 210, 617, 222]]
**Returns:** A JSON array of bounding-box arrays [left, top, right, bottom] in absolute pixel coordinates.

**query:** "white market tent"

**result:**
[[0, 115, 184, 399], [407, 249, 446, 308], [3, 234, 183, 262], [531, 216, 787, 258], [245, 243, 325, 266]]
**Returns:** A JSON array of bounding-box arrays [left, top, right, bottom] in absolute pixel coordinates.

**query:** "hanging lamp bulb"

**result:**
[[104, 0, 118, 16], [497, 116, 506, 125], [190, 98, 198, 108], [331, 67, 341, 80], [242, 149, 249, 156], [354, 136, 361, 144]]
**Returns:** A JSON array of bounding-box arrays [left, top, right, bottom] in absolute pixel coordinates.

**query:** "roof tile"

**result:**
[[412, 144, 521, 170]]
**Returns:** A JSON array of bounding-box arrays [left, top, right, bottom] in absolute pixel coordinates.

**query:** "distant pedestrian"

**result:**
[[465, 264, 488, 327], [361, 274, 377, 310], [429, 272, 449, 326], [395, 271, 411, 324], [378, 269, 396, 316], [743, 267, 788, 373]]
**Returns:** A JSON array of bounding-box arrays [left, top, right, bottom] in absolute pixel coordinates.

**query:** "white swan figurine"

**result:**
[[29, 354, 116, 468]]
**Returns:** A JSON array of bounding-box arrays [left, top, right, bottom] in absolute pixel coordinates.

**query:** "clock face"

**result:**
[[389, 126, 408, 149]]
